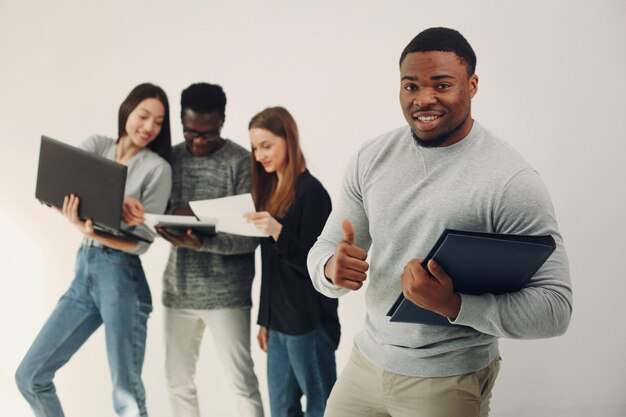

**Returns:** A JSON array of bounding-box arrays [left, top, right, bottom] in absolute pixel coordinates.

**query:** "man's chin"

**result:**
[[188, 146, 210, 157], [411, 130, 449, 148]]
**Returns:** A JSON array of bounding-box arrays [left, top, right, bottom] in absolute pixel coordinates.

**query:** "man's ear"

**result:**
[[469, 74, 479, 98]]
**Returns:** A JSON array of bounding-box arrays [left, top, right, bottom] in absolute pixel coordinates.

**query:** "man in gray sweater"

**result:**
[[156, 83, 263, 417], [307, 28, 572, 417]]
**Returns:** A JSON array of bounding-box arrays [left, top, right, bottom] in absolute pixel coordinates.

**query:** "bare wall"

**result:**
[[1, 1, 624, 416]]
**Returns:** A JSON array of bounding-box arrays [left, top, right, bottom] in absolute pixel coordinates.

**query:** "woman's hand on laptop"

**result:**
[[122, 197, 145, 226], [58, 194, 96, 238]]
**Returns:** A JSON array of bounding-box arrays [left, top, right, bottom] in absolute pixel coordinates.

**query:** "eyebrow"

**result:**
[[185, 128, 218, 133], [252, 140, 270, 148], [401, 74, 456, 81], [137, 107, 165, 119]]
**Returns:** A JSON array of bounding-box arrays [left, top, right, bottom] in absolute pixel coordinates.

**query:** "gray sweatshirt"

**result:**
[[307, 121, 572, 377], [162, 140, 258, 310], [80, 135, 172, 255]]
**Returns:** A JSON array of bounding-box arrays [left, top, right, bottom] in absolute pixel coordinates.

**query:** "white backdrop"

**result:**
[[1, 1, 625, 416]]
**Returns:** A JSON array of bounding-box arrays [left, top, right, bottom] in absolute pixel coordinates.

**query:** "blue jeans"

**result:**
[[267, 326, 337, 417], [15, 246, 153, 417]]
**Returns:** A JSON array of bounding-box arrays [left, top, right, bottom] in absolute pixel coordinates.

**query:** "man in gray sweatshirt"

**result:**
[[157, 83, 263, 417], [307, 27, 572, 417]]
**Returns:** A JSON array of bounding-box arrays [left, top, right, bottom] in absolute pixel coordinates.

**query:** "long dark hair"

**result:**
[[248, 107, 306, 218], [117, 83, 172, 162]]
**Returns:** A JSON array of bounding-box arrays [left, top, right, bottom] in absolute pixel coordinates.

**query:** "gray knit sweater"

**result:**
[[308, 121, 572, 377], [162, 140, 258, 310]]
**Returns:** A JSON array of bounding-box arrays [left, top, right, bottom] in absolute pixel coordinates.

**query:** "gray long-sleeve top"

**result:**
[[307, 122, 573, 377], [162, 140, 258, 310], [80, 135, 172, 255]]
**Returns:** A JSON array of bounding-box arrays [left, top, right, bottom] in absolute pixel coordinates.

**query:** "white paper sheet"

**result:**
[[189, 193, 268, 237]]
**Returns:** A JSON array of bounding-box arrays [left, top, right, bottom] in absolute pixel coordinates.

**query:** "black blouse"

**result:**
[[257, 170, 340, 348]]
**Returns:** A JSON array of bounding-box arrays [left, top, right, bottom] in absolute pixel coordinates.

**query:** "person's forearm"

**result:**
[[453, 284, 572, 338]]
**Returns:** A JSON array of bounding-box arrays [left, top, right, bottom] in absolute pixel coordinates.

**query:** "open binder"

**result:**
[[386, 229, 556, 326], [146, 215, 217, 236]]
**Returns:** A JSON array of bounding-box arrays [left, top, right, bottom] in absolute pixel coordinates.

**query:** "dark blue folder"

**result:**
[[386, 229, 556, 326]]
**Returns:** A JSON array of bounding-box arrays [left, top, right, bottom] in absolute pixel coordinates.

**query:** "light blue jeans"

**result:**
[[15, 246, 153, 417], [267, 326, 337, 417]]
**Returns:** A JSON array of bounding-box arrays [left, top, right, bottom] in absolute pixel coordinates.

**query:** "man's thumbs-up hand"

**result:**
[[324, 219, 369, 290]]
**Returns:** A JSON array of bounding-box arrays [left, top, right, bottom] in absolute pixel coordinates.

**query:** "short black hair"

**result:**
[[180, 82, 227, 120], [399, 27, 476, 75]]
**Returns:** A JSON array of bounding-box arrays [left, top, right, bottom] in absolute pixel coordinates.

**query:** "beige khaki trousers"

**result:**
[[324, 346, 500, 417]]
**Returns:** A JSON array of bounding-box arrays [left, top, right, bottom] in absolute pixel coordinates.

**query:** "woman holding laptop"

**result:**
[[15, 83, 172, 417]]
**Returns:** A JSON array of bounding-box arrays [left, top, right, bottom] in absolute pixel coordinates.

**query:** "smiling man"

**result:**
[[308, 28, 572, 417], [158, 83, 264, 417], [401, 44, 477, 149]]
